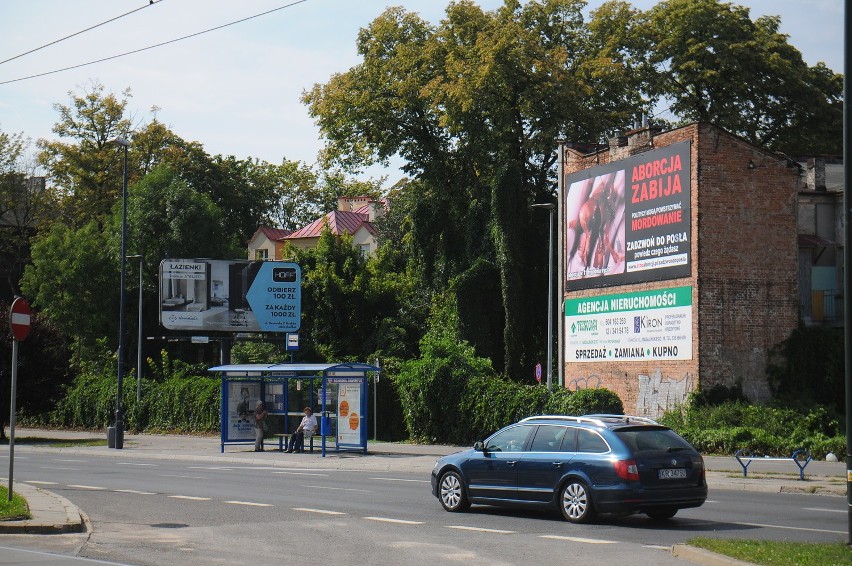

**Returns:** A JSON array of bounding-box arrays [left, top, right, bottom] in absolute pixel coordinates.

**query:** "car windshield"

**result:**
[[615, 427, 694, 453]]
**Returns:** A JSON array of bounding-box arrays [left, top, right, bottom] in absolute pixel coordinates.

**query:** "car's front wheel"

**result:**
[[559, 479, 596, 523], [438, 471, 470, 512]]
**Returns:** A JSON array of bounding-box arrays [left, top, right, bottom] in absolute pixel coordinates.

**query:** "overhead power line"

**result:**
[[0, 0, 309, 86], [0, 0, 165, 66]]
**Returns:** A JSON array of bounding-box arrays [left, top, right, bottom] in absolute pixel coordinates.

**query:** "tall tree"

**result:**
[[37, 83, 134, 228], [643, 0, 843, 154], [304, 0, 649, 378]]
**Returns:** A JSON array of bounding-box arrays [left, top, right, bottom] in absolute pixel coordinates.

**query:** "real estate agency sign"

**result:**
[[565, 286, 693, 363], [564, 141, 691, 290]]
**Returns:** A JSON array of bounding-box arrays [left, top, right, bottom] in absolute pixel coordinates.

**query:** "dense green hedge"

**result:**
[[392, 334, 622, 444], [21, 351, 220, 434], [41, 373, 220, 433], [659, 402, 845, 460]]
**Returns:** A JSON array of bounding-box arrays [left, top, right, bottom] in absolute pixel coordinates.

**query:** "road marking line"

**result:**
[[539, 535, 617, 544], [24, 481, 58, 485], [159, 474, 207, 480], [272, 471, 329, 477], [54, 459, 87, 463], [364, 517, 423, 525], [292, 507, 346, 515], [187, 466, 236, 470], [67, 484, 105, 490], [114, 489, 156, 495], [369, 477, 430, 483], [446, 526, 515, 534], [225, 501, 273, 507], [303, 485, 371, 493], [169, 495, 211, 501], [804, 507, 845, 514], [117, 462, 156, 466], [736, 521, 845, 535], [643, 545, 671, 550], [39, 466, 79, 471]]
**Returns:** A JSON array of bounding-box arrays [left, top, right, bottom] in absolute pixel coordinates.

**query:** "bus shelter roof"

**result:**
[[208, 362, 380, 376]]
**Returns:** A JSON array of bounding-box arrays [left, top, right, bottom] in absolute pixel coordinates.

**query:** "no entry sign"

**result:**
[[9, 297, 31, 341]]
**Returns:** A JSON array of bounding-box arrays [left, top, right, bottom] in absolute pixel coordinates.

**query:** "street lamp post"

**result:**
[[532, 202, 555, 391], [111, 137, 130, 449], [127, 255, 143, 403]]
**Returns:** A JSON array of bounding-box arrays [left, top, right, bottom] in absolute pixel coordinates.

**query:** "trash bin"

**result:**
[[107, 425, 124, 449], [321, 412, 331, 436]]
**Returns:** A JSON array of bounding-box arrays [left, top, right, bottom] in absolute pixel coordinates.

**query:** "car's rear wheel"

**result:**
[[646, 507, 678, 520], [560, 479, 596, 523], [439, 471, 470, 512]]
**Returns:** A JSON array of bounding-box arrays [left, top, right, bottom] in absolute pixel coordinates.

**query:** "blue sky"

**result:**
[[0, 1, 843, 184]]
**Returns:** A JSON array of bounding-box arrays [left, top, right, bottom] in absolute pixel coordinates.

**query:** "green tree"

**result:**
[[643, 0, 843, 154], [36, 83, 133, 228], [0, 128, 44, 298], [0, 303, 72, 440], [20, 221, 115, 360], [304, 0, 649, 378]]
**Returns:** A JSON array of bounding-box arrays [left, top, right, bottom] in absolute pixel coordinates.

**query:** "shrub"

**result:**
[[393, 326, 623, 444], [659, 401, 845, 460]]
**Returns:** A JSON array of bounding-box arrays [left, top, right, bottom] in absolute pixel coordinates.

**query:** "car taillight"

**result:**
[[614, 459, 639, 481]]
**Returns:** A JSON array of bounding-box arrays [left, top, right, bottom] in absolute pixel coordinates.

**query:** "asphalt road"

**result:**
[[0, 450, 846, 565]]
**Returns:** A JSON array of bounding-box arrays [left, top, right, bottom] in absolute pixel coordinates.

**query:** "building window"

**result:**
[[359, 244, 370, 258], [255, 249, 269, 261]]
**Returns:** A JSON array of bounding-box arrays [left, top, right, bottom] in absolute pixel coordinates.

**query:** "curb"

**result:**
[[672, 544, 758, 566], [0, 481, 87, 534]]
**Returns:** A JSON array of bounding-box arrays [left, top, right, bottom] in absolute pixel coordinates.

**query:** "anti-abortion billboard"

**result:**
[[565, 141, 691, 290], [159, 259, 301, 333]]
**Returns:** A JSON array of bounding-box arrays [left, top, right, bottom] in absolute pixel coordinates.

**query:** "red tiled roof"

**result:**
[[285, 210, 375, 240], [258, 226, 292, 241]]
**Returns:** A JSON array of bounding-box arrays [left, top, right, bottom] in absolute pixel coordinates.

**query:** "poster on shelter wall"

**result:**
[[565, 141, 691, 290], [336, 380, 362, 445], [225, 381, 261, 441]]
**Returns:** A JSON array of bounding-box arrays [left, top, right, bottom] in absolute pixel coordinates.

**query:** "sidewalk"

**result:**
[[1, 427, 846, 536]]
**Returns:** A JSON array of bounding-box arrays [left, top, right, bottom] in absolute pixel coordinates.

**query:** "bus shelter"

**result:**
[[208, 362, 379, 456]]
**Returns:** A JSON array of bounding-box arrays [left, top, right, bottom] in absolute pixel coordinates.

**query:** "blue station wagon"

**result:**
[[430, 414, 707, 523]]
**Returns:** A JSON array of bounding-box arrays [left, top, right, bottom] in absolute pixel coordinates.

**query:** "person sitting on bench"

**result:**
[[286, 407, 318, 453]]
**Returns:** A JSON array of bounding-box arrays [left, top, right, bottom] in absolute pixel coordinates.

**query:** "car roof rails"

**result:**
[[519, 415, 608, 427], [583, 414, 661, 425]]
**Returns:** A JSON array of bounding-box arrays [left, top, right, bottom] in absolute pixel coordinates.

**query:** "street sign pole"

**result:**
[[8, 339, 18, 501], [8, 297, 31, 501]]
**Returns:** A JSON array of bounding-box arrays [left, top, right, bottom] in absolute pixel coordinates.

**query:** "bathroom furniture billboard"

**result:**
[[159, 259, 301, 333]]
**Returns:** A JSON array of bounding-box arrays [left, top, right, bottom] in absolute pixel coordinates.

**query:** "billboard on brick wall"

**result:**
[[565, 286, 693, 363], [564, 141, 691, 290]]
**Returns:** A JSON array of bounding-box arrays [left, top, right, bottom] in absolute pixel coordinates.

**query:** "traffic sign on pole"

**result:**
[[9, 297, 31, 341]]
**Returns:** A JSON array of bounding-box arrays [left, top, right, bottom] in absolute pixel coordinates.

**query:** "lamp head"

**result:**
[[110, 137, 130, 147]]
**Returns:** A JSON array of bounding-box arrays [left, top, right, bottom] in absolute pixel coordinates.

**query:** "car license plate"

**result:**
[[658, 468, 687, 479]]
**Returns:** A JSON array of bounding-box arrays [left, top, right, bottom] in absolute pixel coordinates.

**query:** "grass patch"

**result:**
[[0, 437, 107, 448], [0, 486, 31, 521], [688, 537, 851, 565]]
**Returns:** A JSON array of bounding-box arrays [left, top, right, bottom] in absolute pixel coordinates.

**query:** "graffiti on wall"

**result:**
[[636, 369, 693, 418], [566, 374, 602, 391]]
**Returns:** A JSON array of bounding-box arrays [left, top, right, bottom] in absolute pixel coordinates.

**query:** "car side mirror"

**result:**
[[474, 441, 486, 453]]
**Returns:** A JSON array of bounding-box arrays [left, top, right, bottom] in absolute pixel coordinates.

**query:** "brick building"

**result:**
[[561, 123, 799, 417]]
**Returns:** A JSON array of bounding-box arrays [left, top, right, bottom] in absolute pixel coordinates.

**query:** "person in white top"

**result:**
[[286, 407, 318, 453]]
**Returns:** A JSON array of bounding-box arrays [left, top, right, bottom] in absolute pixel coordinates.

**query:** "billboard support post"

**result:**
[[556, 139, 565, 388]]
